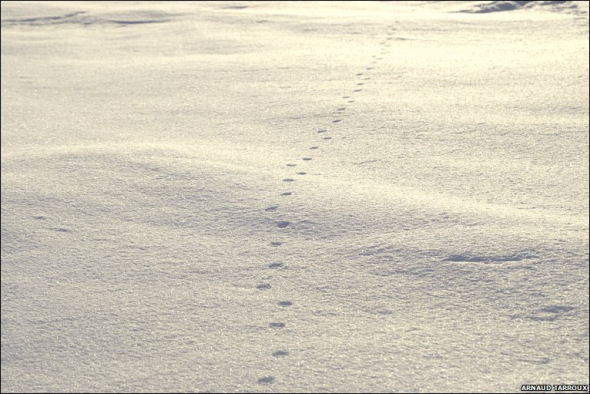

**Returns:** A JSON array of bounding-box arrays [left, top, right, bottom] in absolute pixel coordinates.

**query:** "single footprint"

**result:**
[[270, 242, 282, 247], [333, 119, 342, 123], [353, 89, 362, 92], [257, 283, 272, 290], [286, 163, 297, 167], [357, 83, 364, 86], [356, 73, 363, 76], [278, 301, 293, 307], [309, 146, 319, 150], [317, 129, 327, 133], [347, 100, 355, 103], [323, 137, 332, 140], [51, 227, 71, 233], [32, 215, 47, 220], [268, 262, 284, 269], [337, 107, 346, 111], [269, 322, 285, 328], [296, 172, 306, 175], [342, 95, 350, 98], [258, 376, 275, 384], [281, 192, 292, 196], [272, 350, 289, 357], [366, 67, 374, 70], [283, 178, 295, 182], [265, 206, 279, 212], [302, 157, 312, 161], [276, 221, 290, 228]]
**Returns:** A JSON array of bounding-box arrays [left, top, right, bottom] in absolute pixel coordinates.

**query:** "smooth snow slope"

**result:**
[[1, 1, 588, 392]]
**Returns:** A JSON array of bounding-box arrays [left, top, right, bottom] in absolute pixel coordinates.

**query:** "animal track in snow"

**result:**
[[272, 350, 289, 357], [258, 376, 275, 384], [256, 35, 387, 387], [353, 159, 377, 165], [50, 227, 71, 233]]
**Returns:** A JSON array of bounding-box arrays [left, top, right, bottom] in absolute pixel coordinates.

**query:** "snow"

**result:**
[[1, 1, 588, 392]]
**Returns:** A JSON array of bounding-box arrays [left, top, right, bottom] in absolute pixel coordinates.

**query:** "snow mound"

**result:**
[[458, 1, 582, 14]]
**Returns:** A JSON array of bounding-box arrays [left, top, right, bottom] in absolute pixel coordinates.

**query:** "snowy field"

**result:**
[[1, 1, 588, 392]]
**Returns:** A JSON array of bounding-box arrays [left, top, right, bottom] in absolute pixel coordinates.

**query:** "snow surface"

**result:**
[[1, 1, 588, 392]]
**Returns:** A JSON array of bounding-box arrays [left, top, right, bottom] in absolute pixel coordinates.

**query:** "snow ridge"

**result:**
[[1, 9, 174, 27]]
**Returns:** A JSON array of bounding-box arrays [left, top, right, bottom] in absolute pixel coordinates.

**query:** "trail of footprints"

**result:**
[[256, 26, 394, 385]]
